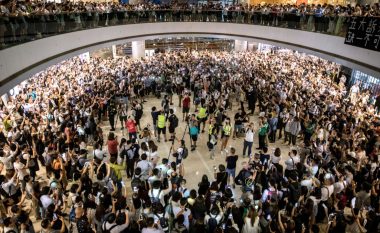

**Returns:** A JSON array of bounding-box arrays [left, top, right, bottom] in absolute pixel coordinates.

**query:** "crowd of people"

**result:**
[[0, 49, 379, 233], [1, 1, 380, 47]]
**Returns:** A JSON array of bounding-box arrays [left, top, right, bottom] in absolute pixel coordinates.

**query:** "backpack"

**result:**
[[171, 115, 179, 128], [190, 126, 199, 136], [322, 186, 334, 210], [109, 165, 119, 183], [209, 192, 221, 205], [102, 222, 117, 233], [207, 215, 218, 233], [181, 147, 188, 159], [52, 158, 61, 170], [172, 224, 188, 233], [131, 176, 143, 190], [315, 201, 328, 223], [119, 147, 128, 160], [150, 189, 162, 204], [267, 188, 279, 203], [155, 213, 169, 232], [289, 182, 301, 204]]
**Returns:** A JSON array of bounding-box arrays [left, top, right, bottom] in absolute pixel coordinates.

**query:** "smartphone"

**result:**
[[328, 213, 336, 221]]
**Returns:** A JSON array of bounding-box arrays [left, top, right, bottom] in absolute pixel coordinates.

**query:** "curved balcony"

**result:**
[[0, 10, 379, 95]]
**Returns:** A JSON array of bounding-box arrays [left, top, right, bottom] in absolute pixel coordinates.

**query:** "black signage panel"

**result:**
[[344, 17, 380, 52]]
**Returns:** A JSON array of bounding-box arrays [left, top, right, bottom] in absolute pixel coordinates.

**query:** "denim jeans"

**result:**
[[243, 140, 253, 157]]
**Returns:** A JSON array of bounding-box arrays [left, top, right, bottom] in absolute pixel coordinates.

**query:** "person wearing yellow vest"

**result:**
[[221, 117, 232, 156], [107, 155, 126, 190], [156, 111, 167, 142], [208, 118, 215, 142], [197, 105, 208, 133]]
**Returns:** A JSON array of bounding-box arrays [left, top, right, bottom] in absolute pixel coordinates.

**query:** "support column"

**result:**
[[132, 40, 145, 59], [234, 40, 248, 52], [247, 41, 259, 51]]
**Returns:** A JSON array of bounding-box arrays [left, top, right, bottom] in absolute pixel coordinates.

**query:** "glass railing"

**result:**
[[0, 10, 353, 50]]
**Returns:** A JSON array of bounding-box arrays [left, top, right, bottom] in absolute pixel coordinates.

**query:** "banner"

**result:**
[[344, 17, 380, 52]]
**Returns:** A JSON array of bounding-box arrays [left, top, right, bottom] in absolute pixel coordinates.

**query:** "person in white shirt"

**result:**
[[148, 168, 161, 189], [321, 173, 335, 201], [137, 153, 152, 181], [204, 204, 223, 226], [303, 157, 319, 177], [13, 154, 30, 182], [261, 180, 278, 203], [156, 158, 169, 179], [284, 149, 300, 178], [172, 198, 192, 230], [243, 123, 254, 158], [0, 146, 16, 170], [142, 217, 164, 233], [149, 180, 171, 207]]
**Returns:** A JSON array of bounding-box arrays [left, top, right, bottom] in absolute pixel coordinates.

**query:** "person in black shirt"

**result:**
[[151, 106, 159, 138], [233, 108, 246, 139], [225, 147, 238, 188], [214, 164, 228, 192]]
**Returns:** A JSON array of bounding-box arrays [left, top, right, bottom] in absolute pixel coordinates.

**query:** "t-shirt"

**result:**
[[172, 206, 191, 229], [234, 112, 244, 125], [183, 96, 190, 108], [14, 161, 29, 180], [226, 155, 238, 169], [108, 140, 119, 155]]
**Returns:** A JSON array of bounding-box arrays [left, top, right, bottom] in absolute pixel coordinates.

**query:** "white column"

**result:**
[[234, 40, 248, 52], [132, 40, 145, 59], [247, 41, 259, 51], [112, 45, 117, 58]]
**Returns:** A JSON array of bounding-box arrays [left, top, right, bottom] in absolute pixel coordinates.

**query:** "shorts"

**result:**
[[234, 124, 243, 131], [197, 117, 207, 123], [191, 135, 198, 141], [226, 168, 236, 178], [169, 127, 175, 134], [158, 127, 166, 134], [183, 107, 190, 113]]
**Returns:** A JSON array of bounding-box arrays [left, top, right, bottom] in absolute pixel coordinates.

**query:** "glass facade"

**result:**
[[350, 70, 380, 95]]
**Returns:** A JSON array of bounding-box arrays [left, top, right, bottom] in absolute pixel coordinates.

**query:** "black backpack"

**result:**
[[207, 215, 218, 233], [181, 146, 188, 159], [289, 182, 301, 204], [131, 176, 143, 190], [172, 224, 188, 233], [315, 201, 328, 223], [171, 115, 179, 128], [155, 213, 169, 232], [119, 147, 128, 160], [102, 222, 117, 233], [150, 189, 162, 204]]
